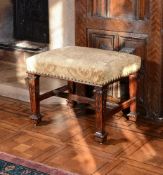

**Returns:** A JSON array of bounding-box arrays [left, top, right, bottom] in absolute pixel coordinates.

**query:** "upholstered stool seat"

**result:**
[[26, 46, 141, 86], [26, 46, 141, 143]]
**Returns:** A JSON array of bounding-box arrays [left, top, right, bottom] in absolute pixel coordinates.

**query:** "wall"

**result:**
[[48, 0, 75, 49], [0, 0, 13, 42], [41, 0, 75, 98], [0, 0, 75, 47], [0, 0, 75, 104], [39, 0, 75, 104]]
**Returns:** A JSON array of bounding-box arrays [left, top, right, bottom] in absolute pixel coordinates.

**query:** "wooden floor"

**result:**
[[0, 96, 163, 175]]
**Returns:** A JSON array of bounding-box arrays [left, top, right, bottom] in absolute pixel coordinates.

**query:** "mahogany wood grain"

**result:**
[[128, 73, 138, 121], [94, 86, 108, 143], [2, 95, 163, 175], [75, 0, 163, 120], [68, 81, 76, 107], [27, 73, 41, 123], [27, 72, 139, 143], [108, 98, 136, 118], [69, 94, 94, 106], [39, 85, 68, 101]]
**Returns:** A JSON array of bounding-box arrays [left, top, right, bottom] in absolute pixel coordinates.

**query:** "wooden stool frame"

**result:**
[[27, 73, 138, 143]]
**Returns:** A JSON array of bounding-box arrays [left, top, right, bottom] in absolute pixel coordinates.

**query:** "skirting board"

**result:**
[[0, 83, 67, 105]]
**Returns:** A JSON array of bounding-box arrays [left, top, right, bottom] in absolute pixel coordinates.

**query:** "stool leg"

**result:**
[[27, 73, 42, 124], [128, 73, 138, 121], [67, 81, 76, 107], [94, 86, 108, 143]]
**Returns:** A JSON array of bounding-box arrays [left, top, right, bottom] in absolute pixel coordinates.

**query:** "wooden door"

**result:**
[[75, 0, 163, 120]]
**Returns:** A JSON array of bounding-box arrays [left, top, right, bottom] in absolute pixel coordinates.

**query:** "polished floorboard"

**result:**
[[0, 96, 163, 175]]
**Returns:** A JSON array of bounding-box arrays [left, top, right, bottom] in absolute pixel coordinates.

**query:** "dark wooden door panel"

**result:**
[[76, 0, 163, 119], [87, 0, 149, 20], [87, 29, 119, 50]]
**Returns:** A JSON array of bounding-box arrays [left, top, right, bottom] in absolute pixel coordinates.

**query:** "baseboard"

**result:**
[[0, 83, 67, 105]]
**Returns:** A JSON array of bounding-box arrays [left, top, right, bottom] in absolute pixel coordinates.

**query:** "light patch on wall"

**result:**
[[49, 0, 64, 49], [48, 0, 75, 49]]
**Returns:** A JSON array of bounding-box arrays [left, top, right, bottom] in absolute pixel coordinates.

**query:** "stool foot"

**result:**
[[95, 86, 108, 144], [67, 100, 76, 108], [95, 131, 108, 143], [30, 114, 42, 125], [127, 112, 137, 122], [129, 73, 137, 121]]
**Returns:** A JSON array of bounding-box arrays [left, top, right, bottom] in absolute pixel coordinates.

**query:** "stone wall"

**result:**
[[0, 0, 75, 103], [48, 0, 75, 49], [0, 0, 13, 42], [0, 0, 75, 47]]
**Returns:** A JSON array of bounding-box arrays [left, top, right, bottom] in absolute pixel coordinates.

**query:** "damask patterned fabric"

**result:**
[[26, 46, 141, 86]]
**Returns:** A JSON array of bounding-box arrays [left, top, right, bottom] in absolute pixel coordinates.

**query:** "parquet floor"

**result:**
[[0, 95, 163, 175]]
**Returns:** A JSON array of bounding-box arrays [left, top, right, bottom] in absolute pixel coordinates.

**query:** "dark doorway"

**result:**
[[14, 0, 49, 43]]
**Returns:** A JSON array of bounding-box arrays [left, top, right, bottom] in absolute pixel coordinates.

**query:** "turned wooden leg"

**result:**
[[128, 73, 138, 121], [94, 86, 108, 143], [27, 73, 42, 124], [67, 81, 76, 107]]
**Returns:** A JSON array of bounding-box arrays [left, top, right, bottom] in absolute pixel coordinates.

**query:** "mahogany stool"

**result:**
[[26, 46, 141, 143]]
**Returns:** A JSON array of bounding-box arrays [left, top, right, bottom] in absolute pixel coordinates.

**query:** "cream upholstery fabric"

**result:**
[[26, 46, 141, 86]]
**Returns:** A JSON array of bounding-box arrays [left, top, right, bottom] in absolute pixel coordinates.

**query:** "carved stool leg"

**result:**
[[128, 73, 138, 121], [27, 73, 42, 124], [94, 86, 108, 143], [67, 81, 76, 107]]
